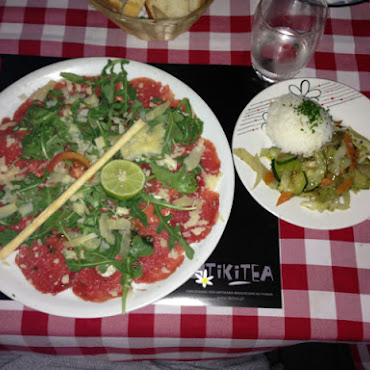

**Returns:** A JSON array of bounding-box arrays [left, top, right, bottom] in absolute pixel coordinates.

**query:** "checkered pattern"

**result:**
[[0, 220, 369, 362], [0, 0, 370, 366], [0, 0, 369, 95]]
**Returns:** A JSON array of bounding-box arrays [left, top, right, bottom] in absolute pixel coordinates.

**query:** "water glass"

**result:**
[[251, 0, 328, 83]]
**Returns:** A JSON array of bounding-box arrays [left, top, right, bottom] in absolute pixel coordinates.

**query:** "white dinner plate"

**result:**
[[0, 58, 235, 317], [232, 78, 370, 230]]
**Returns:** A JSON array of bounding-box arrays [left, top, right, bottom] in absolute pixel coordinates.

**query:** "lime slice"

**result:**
[[101, 159, 146, 200]]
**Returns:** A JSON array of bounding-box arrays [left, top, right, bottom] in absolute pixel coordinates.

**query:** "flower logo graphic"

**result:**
[[288, 79, 321, 100], [195, 269, 214, 288]]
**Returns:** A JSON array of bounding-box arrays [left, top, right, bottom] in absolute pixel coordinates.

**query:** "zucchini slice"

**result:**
[[276, 153, 298, 165], [278, 170, 307, 195], [272, 159, 301, 182]]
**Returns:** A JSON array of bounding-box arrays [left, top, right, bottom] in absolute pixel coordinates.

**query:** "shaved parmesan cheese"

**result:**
[[31, 80, 57, 101], [83, 93, 98, 106], [99, 214, 115, 245], [95, 136, 106, 156], [184, 138, 205, 171], [46, 163, 73, 185], [99, 264, 116, 278], [159, 238, 167, 248], [203, 170, 223, 190], [191, 227, 205, 236], [116, 207, 130, 216], [63, 249, 78, 260], [6, 136, 16, 147], [0, 164, 23, 186], [168, 249, 179, 260], [63, 233, 98, 248], [155, 188, 171, 202], [0, 157, 8, 173], [173, 195, 194, 208], [72, 201, 89, 216], [120, 123, 165, 160], [0, 121, 16, 131], [0, 203, 17, 219], [183, 199, 204, 228], [156, 154, 178, 171], [106, 217, 131, 231], [109, 289, 119, 297], [18, 202, 33, 217], [61, 274, 70, 284]]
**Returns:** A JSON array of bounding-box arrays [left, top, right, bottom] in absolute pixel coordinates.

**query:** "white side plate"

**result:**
[[232, 78, 370, 230]]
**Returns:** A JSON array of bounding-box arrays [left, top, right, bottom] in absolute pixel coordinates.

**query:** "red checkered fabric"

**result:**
[[0, 0, 369, 95], [0, 0, 369, 366]]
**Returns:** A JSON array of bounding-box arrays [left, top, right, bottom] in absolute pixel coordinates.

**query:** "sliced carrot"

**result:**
[[349, 159, 357, 172], [344, 133, 357, 171], [336, 177, 353, 195], [320, 177, 334, 187], [344, 134, 355, 157], [264, 170, 275, 185], [276, 192, 293, 206]]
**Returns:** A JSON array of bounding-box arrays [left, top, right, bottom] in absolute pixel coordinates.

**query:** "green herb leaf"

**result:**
[[154, 206, 194, 260], [150, 162, 199, 194]]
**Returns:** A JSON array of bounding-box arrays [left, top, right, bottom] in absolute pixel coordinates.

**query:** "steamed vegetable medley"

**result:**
[[236, 123, 370, 212]]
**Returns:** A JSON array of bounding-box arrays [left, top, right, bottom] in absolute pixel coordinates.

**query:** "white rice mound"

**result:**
[[266, 94, 334, 157]]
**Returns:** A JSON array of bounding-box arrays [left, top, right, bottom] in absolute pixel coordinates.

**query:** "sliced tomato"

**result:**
[[47, 151, 90, 179]]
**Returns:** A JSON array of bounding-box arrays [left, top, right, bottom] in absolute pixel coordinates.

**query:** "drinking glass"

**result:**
[[251, 0, 328, 83]]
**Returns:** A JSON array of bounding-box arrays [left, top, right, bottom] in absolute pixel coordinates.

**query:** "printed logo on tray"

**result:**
[[194, 262, 274, 288]]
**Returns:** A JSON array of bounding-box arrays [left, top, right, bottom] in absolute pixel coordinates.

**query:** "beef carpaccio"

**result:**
[[0, 60, 221, 312]]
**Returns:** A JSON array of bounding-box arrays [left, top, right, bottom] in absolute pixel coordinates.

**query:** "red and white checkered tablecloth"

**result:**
[[0, 0, 370, 367]]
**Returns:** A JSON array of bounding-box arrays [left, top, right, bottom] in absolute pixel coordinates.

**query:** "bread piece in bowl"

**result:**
[[109, 0, 145, 17], [146, 0, 202, 19], [188, 0, 202, 13]]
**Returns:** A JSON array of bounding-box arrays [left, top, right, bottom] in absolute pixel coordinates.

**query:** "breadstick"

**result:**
[[0, 119, 147, 260]]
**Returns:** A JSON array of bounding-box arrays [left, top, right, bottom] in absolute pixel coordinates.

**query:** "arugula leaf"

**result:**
[[65, 232, 153, 313], [121, 198, 148, 226], [27, 208, 69, 245], [60, 72, 93, 85], [154, 206, 194, 260], [21, 104, 72, 160], [0, 212, 22, 227], [150, 161, 199, 194], [135, 192, 197, 211], [43, 89, 65, 111], [161, 110, 183, 155], [158, 100, 203, 156], [130, 235, 154, 260], [13, 172, 66, 220], [0, 228, 18, 245]]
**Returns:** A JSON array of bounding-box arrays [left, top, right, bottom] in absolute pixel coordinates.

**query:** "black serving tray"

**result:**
[[0, 55, 281, 308]]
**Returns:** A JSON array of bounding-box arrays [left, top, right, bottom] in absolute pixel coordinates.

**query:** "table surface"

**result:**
[[0, 0, 369, 367]]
